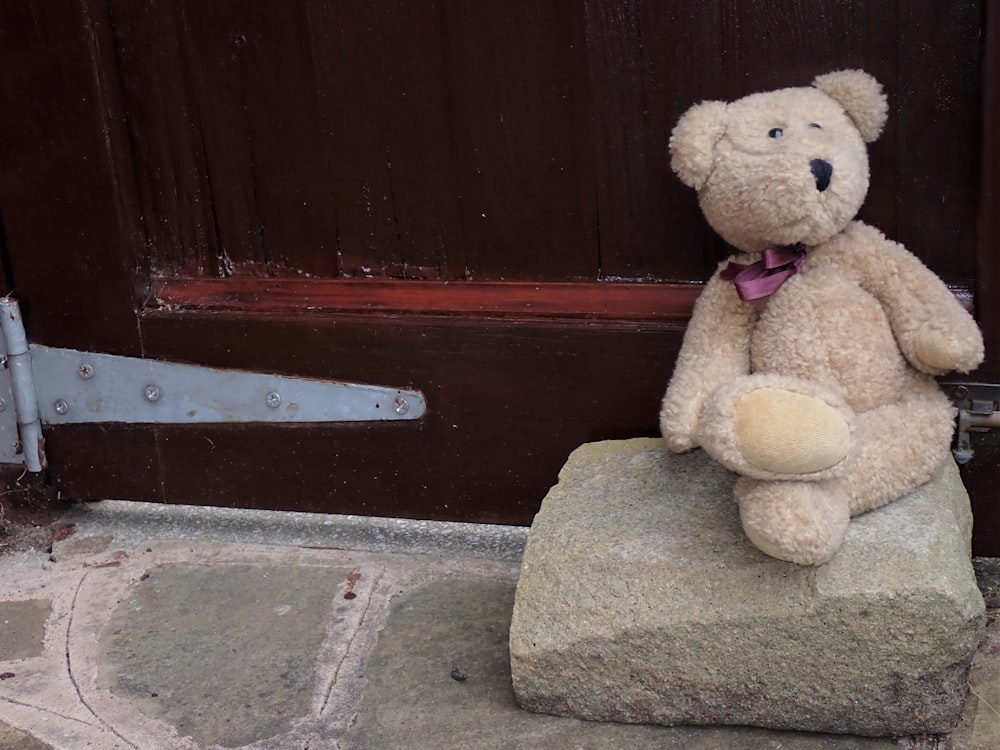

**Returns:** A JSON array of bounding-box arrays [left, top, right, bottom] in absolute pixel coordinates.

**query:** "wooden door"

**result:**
[[1, 1, 996, 553]]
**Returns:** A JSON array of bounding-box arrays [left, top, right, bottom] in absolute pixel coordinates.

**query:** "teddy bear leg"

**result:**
[[735, 477, 851, 565], [838, 379, 956, 517], [696, 374, 855, 480]]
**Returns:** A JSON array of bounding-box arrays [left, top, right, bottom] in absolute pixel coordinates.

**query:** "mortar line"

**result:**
[[319, 568, 385, 716], [0, 694, 95, 727], [64, 571, 141, 749]]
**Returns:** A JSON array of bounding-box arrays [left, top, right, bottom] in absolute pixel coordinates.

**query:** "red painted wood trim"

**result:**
[[149, 277, 703, 321]]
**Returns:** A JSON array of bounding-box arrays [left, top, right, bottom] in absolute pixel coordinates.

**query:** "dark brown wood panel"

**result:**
[[113, 0, 343, 278], [895, 0, 983, 286], [0, 214, 11, 294], [963, 445, 1000, 559], [0, 0, 145, 354], [43, 426, 162, 502], [441, 2, 597, 281], [107, 1, 220, 277], [978, 0, 1000, 379], [48, 311, 686, 524], [721, 0, 897, 91], [193, 2, 341, 277], [308, 2, 467, 280], [104, 1, 984, 288], [584, 0, 726, 282], [960, 0, 1000, 557], [112, 1, 602, 283]]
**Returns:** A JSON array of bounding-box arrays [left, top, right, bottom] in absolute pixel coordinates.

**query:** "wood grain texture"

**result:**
[[108, 1, 222, 276], [440, 2, 598, 281], [894, 0, 982, 286], [103, 0, 983, 287], [151, 277, 701, 321], [307, 2, 467, 280], [962, 0, 1000, 557], [584, 0, 726, 283], [51, 311, 686, 523], [0, 0, 145, 353], [978, 0, 1000, 369]]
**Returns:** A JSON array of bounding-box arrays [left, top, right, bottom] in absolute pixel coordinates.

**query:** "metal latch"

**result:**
[[0, 298, 426, 472], [945, 382, 1000, 464]]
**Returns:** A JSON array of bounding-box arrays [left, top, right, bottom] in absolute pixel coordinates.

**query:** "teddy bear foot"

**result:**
[[696, 376, 854, 481], [736, 477, 850, 565]]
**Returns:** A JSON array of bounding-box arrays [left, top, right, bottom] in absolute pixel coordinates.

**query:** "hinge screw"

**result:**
[[144, 384, 162, 402], [78, 363, 94, 379], [53, 399, 69, 416], [953, 385, 970, 400], [265, 391, 282, 408], [393, 397, 409, 415]]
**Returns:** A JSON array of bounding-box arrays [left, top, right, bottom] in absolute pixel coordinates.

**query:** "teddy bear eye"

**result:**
[[809, 122, 823, 129], [768, 128, 784, 138]]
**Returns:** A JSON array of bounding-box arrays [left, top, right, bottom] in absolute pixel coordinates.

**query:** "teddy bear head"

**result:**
[[670, 70, 889, 252]]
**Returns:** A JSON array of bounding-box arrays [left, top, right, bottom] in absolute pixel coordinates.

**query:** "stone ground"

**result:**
[[0, 496, 995, 749]]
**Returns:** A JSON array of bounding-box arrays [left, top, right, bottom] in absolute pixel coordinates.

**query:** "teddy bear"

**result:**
[[660, 69, 984, 565]]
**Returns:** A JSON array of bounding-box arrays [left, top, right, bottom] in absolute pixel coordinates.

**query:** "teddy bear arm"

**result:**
[[892, 279, 982, 375], [851, 225, 984, 375], [660, 273, 754, 452]]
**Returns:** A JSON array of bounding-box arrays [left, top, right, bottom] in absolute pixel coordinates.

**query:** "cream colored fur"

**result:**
[[661, 70, 984, 565]]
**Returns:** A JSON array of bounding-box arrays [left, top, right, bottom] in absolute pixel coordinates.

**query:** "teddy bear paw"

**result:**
[[695, 376, 855, 480], [736, 478, 850, 565], [733, 388, 850, 475], [915, 323, 984, 375]]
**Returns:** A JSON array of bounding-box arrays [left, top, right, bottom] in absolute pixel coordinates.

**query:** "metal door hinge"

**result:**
[[0, 298, 426, 472], [945, 382, 1000, 464]]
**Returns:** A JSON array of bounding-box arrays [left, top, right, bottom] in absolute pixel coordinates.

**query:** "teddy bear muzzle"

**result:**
[[810, 158, 833, 192]]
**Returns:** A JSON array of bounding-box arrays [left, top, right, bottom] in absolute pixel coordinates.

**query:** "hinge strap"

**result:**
[[0, 297, 427, 472]]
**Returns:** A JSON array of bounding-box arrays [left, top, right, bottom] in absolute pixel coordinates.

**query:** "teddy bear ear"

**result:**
[[669, 100, 728, 190], [812, 69, 889, 143]]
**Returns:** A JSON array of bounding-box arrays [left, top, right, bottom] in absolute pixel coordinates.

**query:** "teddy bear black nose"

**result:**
[[810, 159, 833, 192]]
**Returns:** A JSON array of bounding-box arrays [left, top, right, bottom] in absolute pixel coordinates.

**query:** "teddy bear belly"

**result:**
[[749, 280, 912, 413]]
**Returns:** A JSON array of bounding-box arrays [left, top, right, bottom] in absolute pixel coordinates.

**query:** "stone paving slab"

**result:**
[[340, 579, 899, 750], [0, 600, 50, 662], [0, 534, 519, 749], [0, 721, 52, 749], [0, 500, 995, 749], [97, 563, 352, 747]]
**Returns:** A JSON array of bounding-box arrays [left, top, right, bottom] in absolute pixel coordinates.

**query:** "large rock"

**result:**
[[509, 438, 985, 736]]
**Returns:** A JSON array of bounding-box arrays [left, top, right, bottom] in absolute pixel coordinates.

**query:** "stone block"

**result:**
[[509, 439, 986, 736]]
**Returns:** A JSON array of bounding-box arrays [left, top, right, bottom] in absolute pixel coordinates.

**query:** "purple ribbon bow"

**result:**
[[720, 244, 807, 301]]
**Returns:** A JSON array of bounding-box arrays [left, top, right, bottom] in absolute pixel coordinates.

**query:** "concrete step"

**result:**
[[510, 438, 986, 736]]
